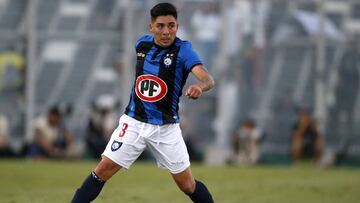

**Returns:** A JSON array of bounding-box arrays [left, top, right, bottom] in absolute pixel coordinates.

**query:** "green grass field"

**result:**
[[0, 159, 360, 203]]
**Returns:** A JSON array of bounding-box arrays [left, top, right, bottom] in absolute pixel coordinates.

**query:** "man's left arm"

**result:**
[[185, 65, 215, 100]]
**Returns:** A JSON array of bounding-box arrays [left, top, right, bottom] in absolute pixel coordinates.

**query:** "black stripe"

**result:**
[[151, 48, 162, 60], [157, 46, 181, 124], [125, 41, 153, 122]]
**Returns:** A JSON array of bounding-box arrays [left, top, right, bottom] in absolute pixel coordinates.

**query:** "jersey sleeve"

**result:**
[[134, 35, 153, 50], [180, 42, 203, 72], [134, 38, 142, 50]]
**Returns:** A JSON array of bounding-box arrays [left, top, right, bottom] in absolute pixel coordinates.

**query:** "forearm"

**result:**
[[197, 74, 215, 92], [0, 135, 9, 147], [36, 137, 53, 154], [64, 131, 75, 145], [186, 65, 215, 99]]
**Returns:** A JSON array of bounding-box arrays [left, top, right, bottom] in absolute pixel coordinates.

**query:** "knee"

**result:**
[[178, 179, 196, 194], [94, 158, 121, 180]]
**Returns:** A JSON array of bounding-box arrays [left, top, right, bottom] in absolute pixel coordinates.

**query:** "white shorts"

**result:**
[[102, 114, 190, 174]]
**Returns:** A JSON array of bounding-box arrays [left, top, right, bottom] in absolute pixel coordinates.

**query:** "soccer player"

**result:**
[[71, 2, 215, 203]]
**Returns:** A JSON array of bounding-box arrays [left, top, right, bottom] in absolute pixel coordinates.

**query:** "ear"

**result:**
[[149, 22, 153, 32]]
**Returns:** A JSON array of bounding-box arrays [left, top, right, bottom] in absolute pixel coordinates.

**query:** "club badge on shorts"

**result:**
[[111, 140, 123, 152]]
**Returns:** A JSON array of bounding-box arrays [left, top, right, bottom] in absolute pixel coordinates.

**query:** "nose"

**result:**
[[162, 27, 170, 35]]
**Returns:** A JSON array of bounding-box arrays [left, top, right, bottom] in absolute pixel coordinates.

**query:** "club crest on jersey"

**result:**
[[135, 75, 168, 102], [163, 53, 173, 67], [111, 140, 122, 151]]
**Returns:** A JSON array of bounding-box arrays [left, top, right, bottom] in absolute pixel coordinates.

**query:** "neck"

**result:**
[[153, 38, 176, 49]]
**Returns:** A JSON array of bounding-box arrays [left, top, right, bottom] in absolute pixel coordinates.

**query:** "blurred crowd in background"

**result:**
[[0, 0, 360, 167]]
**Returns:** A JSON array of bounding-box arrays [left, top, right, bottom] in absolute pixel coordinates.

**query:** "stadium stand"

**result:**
[[0, 0, 359, 164]]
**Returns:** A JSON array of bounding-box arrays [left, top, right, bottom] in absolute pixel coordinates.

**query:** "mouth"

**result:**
[[161, 38, 171, 43]]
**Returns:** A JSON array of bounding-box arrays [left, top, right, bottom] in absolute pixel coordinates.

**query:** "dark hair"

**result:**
[[48, 106, 61, 116], [150, 2, 177, 21]]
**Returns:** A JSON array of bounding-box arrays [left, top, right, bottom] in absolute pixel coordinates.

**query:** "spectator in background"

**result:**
[[0, 47, 25, 94], [0, 47, 26, 121], [27, 106, 79, 159], [85, 95, 117, 159], [190, 2, 220, 72], [291, 109, 325, 164], [0, 114, 14, 157], [232, 119, 263, 165]]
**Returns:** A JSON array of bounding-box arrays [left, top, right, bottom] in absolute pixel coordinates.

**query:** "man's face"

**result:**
[[299, 111, 310, 123], [48, 113, 60, 127], [149, 15, 178, 48]]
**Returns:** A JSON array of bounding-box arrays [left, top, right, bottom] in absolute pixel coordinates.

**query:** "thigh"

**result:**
[[102, 114, 147, 169], [147, 124, 190, 174]]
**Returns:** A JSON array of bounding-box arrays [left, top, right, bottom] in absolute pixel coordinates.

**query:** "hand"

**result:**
[[185, 84, 202, 100]]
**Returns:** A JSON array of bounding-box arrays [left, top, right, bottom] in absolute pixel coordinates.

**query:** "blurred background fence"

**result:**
[[0, 0, 359, 165]]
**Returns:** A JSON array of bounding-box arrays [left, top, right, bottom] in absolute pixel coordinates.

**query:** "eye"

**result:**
[[156, 24, 164, 29], [170, 23, 178, 29]]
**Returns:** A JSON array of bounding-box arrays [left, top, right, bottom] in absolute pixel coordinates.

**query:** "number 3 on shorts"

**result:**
[[119, 123, 128, 137]]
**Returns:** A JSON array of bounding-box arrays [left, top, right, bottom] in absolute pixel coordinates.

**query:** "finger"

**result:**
[[186, 88, 193, 96], [186, 91, 194, 99]]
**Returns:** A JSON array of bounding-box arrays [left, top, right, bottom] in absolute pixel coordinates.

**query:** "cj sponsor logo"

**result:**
[[135, 75, 167, 102]]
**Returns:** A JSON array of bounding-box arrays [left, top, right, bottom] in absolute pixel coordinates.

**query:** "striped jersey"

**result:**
[[124, 35, 202, 125]]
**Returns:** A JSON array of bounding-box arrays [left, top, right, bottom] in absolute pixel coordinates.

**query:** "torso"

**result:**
[[125, 35, 202, 125]]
